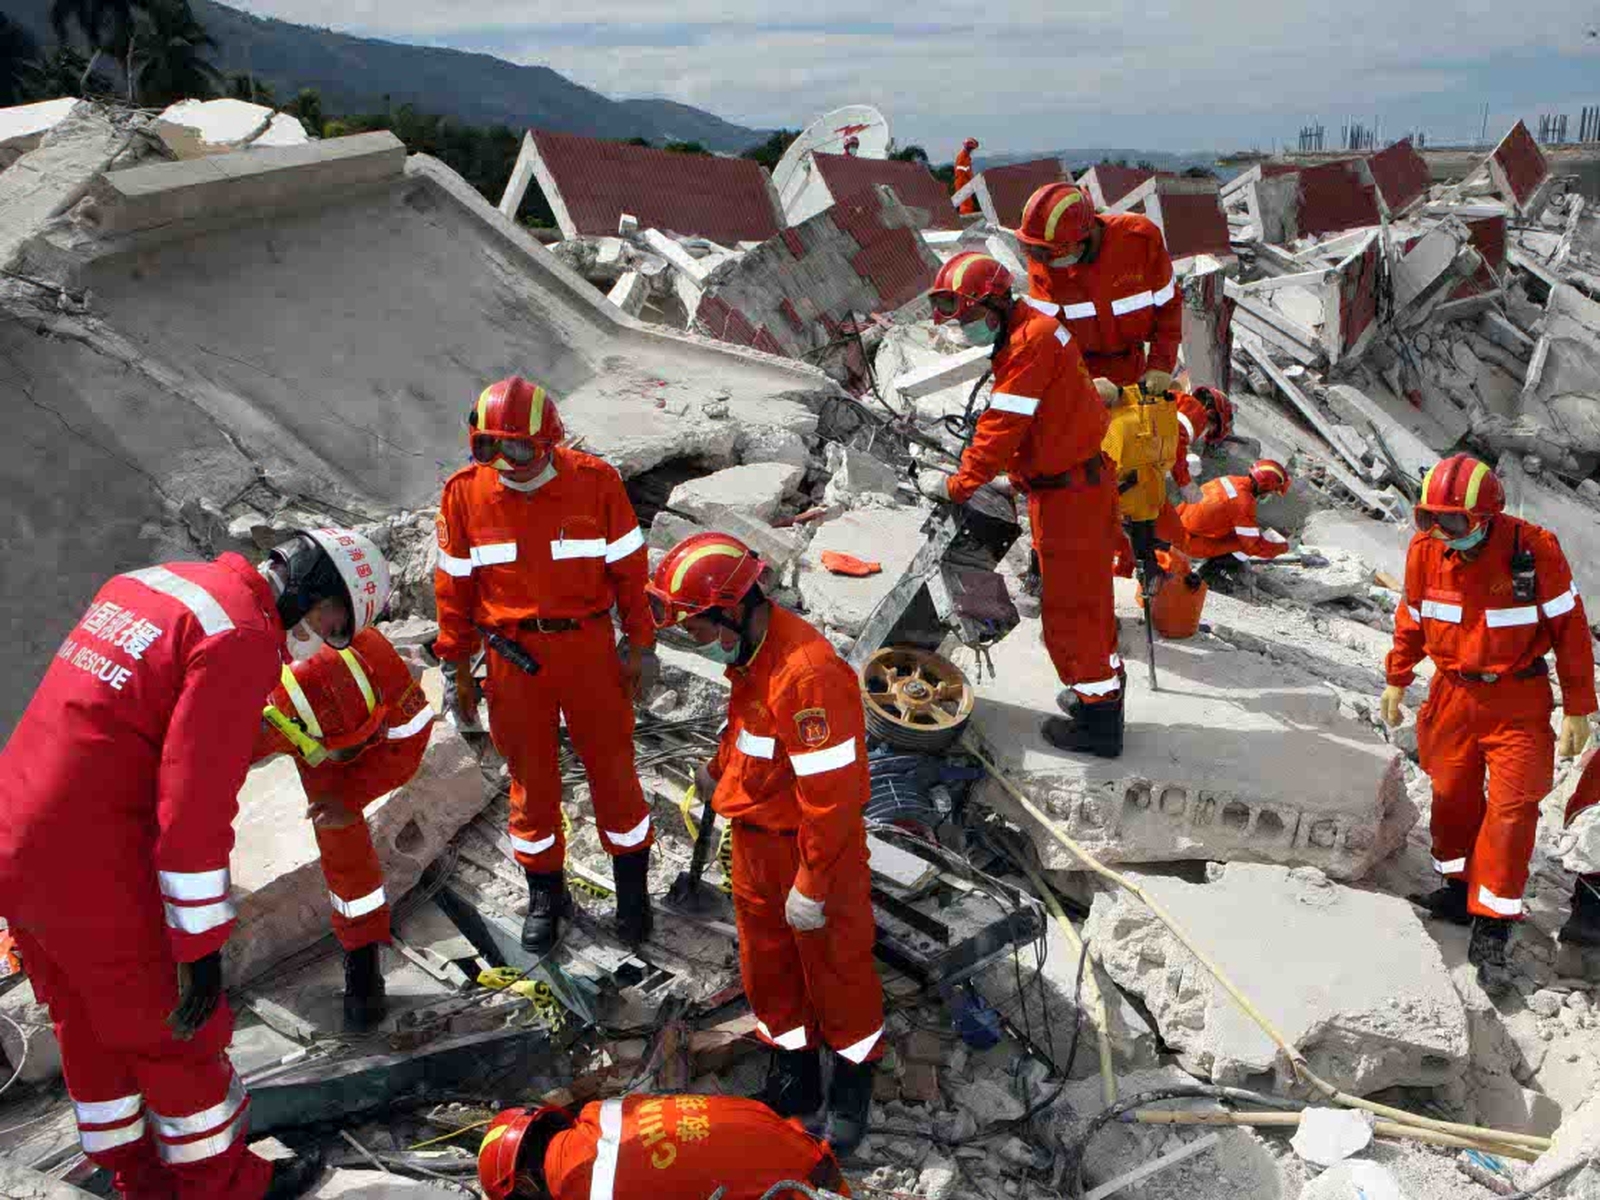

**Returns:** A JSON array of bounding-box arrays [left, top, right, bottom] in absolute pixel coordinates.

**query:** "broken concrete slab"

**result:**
[[968, 585, 1413, 881], [1520, 1091, 1600, 1199], [0, 978, 61, 1084], [0, 1161, 94, 1198], [1085, 864, 1469, 1094], [1299, 511, 1409, 582], [736, 424, 812, 469], [0, 104, 129, 272], [695, 505, 806, 571], [823, 443, 902, 507], [665, 461, 804, 523], [1516, 283, 1600, 463], [0, 97, 82, 158], [799, 506, 929, 639], [153, 98, 309, 159], [1181, 257, 1235, 392], [1392, 221, 1483, 329], [1253, 547, 1372, 606], [310, 1171, 463, 1198]]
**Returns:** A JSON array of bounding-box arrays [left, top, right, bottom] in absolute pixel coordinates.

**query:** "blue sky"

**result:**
[[231, 2, 1600, 158]]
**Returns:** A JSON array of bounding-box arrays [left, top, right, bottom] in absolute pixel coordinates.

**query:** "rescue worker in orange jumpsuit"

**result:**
[[0, 529, 390, 1200], [1173, 385, 1235, 499], [251, 627, 436, 1032], [953, 137, 979, 215], [1380, 455, 1595, 984], [1014, 180, 1182, 396], [915, 251, 1125, 758], [647, 533, 883, 1156], [1178, 460, 1293, 563], [435, 377, 657, 955], [476, 1096, 849, 1200], [1555, 751, 1600, 959]]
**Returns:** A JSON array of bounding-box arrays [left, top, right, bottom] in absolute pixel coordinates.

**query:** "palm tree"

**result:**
[[25, 44, 111, 99], [50, 0, 138, 95], [133, 0, 219, 108], [0, 15, 40, 106]]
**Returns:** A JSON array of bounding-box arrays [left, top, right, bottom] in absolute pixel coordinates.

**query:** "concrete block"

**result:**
[[968, 583, 1413, 881], [312, 1171, 461, 1198], [735, 424, 811, 469], [695, 504, 805, 570], [0, 97, 81, 153], [0, 104, 125, 271], [890, 343, 991, 401], [607, 269, 649, 317], [797, 507, 928, 638], [1254, 547, 1373, 606], [225, 714, 488, 987], [1322, 383, 1455, 478], [153, 98, 308, 159], [0, 977, 62, 1083], [665, 461, 804, 523], [646, 510, 704, 551], [0, 1161, 95, 1198], [1520, 1092, 1600, 1198], [823, 444, 902, 506], [1085, 864, 1469, 1094], [1299, 511, 1409, 583]]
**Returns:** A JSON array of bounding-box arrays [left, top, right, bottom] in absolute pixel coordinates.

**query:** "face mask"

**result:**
[[694, 637, 742, 665], [960, 317, 1002, 347], [1049, 250, 1083, 268], [1446, 525, 1489, 552]]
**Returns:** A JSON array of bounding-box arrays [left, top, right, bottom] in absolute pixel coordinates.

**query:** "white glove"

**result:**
[[1557, 806, 1600, 876], [915, 472, 953, 505], [1180, 482, 1203, 505], [785, 885, 827, 932]]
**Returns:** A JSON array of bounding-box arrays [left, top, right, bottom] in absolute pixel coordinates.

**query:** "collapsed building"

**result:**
[[1, 96, 1599, 1200]]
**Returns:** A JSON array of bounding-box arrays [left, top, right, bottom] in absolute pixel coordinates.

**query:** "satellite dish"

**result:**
[[773, 105, 892, 226]]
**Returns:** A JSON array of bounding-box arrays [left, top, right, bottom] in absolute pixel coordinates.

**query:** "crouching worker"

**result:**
[[1553, 749, 1600, 964], [253, 627, 436, 1031], [478, 1097, 850, 1199], [648, 534, 884, 1156]]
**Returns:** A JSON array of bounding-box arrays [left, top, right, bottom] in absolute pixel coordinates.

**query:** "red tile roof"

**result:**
[[531, 129, 781, 244], [810, 153, 962, 230], [983, 158, 1068, 227], [1365, 139, 1430, 215]]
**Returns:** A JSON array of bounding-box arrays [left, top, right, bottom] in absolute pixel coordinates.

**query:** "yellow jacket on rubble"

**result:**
[[1102, 385, 1180, 523]]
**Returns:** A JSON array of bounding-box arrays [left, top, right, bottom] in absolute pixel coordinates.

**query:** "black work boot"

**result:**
[[821, 1053, 876, 1159], [1560, 876, 1600, 948], [612, 846, 654, 948], [1409, 878, 1472, 927], [341, 943, 388, 1033], [1042, 694, 1124, 759], [264, 1148, 324, 1199], [760, 1047, 823, 1119], [521, 869, 570, 955], [1469, 917, 1514, 990]]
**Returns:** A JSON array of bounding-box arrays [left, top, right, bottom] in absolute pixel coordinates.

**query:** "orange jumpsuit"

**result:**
[[707, 605, 883, 1062], [543, 1095, 848, 1199], [1386, 516, 1596, 919], [435, 449, 654, 873], [251, 629, 435, 951], [953, 146, 977, 215], [1026, 213, 1181, 387], [1172, 391, 1212, 488], [1177, 475, 1290, 562], [950, 304, 1121, 700]]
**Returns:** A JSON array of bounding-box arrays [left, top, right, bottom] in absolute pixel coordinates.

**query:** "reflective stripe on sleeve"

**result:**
[[159, 868, 229, 903], [163, 899, 236, 935], [736, 729, 776, 759], [329, 886, 387, 920], [387, 705, 435, 739], [437, 551, 474, 577], [472, 543, 519, 566], [1263, 529, 1288, 544], [149, 1075, 246, 1140], [549, 539, 606, 561], [1485, 605, 1539, 628], [1177, 412, 1196, 440], [1152, 279, 1177, 306], [1544, 584, 1580, 618], [1073, 676, 1123, 698], [1420, 601, 1463, 624], [75, 1094, 143, 1126], [125, 567, 234, 637], [790, 738, 859, 777], [1220, 477, 1238, 499], [989, 392, 1041, 417], [1061, 301, 1097, 319], [837, 1025, 884, 1064], [1054, 326, 1071, 346], [605, 527, 645, 563], [1407, 605, 1422, 621], [511, 832, 557, 857], [605, 814, 652, 848], [590, 1097, 624, 1200], [1233, 551, 1252, 561], [1110, 290, 1155, 316], [1477, 886, 1523, 917], [1022, 297, 1061, 318], [1234, 526, 1261, 538], [755, 1019, 809, 1050]]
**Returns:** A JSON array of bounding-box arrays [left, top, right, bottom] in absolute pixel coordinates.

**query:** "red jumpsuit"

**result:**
[[1177, 475, 1290, 562], [542, 1095, 848, 1199], [1026, 212, 1182, 387], [707, 605, 884, 1062], [949, 302, 1121, 701], [1386, 517, 1596, 919], [251, 629, 435, 950], [953, 146, 977, 215], [0, 556, 285, 1200], [435, 449, 655, 874], [1172, 391, 1212, 488]]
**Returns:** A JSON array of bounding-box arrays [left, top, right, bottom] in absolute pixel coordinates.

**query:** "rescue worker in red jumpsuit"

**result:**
[[1014, 180, 1182, 396], [953, 137, 979, 215], [1380, 455, 1595, 984], [915, 251, 1125, 758], [251, 627, 436, 1031], [647, 533, 883, 1156], [1173, 385, 1235, 499], [476, 1096, 849, 1200], [0, 528, 390, 1200], [1178, 460, 1293, 563], [435, 377, 657, 955], [1555, 750, 1600, 960]]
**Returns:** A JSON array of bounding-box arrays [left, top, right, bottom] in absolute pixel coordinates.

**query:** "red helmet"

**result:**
[[963, 137, 980, 151], [844, 136, 860, 153], [1016, 181, 1096, 249], [929, 251, 1013, 325], [1194, 386, 1234, 441], [1416, 454, 1504, 539], [469, 377, 564, 463], [265, 644, 387, 757], [478, 1106, 573, 1200], [647, 533, 764, 628], [1249, 459, 1291, 496]]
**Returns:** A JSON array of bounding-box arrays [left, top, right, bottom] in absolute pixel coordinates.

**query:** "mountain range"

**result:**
[[1, 0, 769, 153]]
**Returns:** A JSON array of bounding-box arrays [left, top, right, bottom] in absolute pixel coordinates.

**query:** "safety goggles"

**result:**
[[1414, 508, 1474, 539], [930, 290, 985, 326], [470, 435, 542, 467]]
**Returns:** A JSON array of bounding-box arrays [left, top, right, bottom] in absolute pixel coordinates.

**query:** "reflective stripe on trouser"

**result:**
[[1417, 672, 1555, 921], [9, 926, 273, 1200], [485, 618, 653, 874], [316, 816, 391, 951], [1113, 501, 1189, 579], [731, 823, 885, 1062], [1031, 470, 1122, 701]]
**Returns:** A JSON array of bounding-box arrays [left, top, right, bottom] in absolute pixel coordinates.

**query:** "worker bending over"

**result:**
[[252, 627, 436, 1032], [1178, 460, 1293, 563], [1015, 180, 1181, 396], [915, 250, 1125, 758], [0, 529, 389, 1200], [477, 1096, 849, 1199], [1557, 751, 1600, 962], [435, 377, 658, 955], [1382, 455, 1594, 984], [1173, 385, 1234, 499], [649, 533, 883, 1155], [953, 137, 979, 215]]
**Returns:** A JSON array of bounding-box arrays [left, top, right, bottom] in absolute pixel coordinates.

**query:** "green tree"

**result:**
[[226, 70, 274, 106], [664, 140, 708, 155], [0, 15, 39, 106], [132, 0, 219, 106], [23, 44, 110, 98], [741, 128, 799, 172], [285, 87, 323, 137], [1182, 164, 1218, 179], [50, 0, 138, 95], [1135, 159, 1157, 171], [890, 144, 930, 166], [622, 136, 651, 147]]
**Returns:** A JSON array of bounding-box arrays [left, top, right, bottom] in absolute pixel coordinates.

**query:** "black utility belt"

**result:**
[[1455, 658, 1547, 684], [515, 614, 604, 633], [733, 819, 798, 838], [1027, 455, 1106, 491]]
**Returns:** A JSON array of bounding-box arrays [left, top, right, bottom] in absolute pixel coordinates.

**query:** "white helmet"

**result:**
[[306, 528, 391, 637], [268, 527, 392, 647]]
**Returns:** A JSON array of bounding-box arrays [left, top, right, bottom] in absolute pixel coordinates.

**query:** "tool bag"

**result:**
[[1102, 385, 1180, 522]]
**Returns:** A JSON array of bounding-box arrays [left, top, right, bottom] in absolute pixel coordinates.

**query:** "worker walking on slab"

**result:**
[[476, 1095, 849, 1199], [0, 529, 389, 1200], [1014, 181, 1182, 396], [648, 533, 883, 1156], [434, 377, 658, 956], [1176, 460, 1294, 564], [953, 137, 979, 215], [916, 251, 1125, 758], [1381, 455, 1595, 984], [1555, 750, 1600, 962], [251, 627, 436, 1032]]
